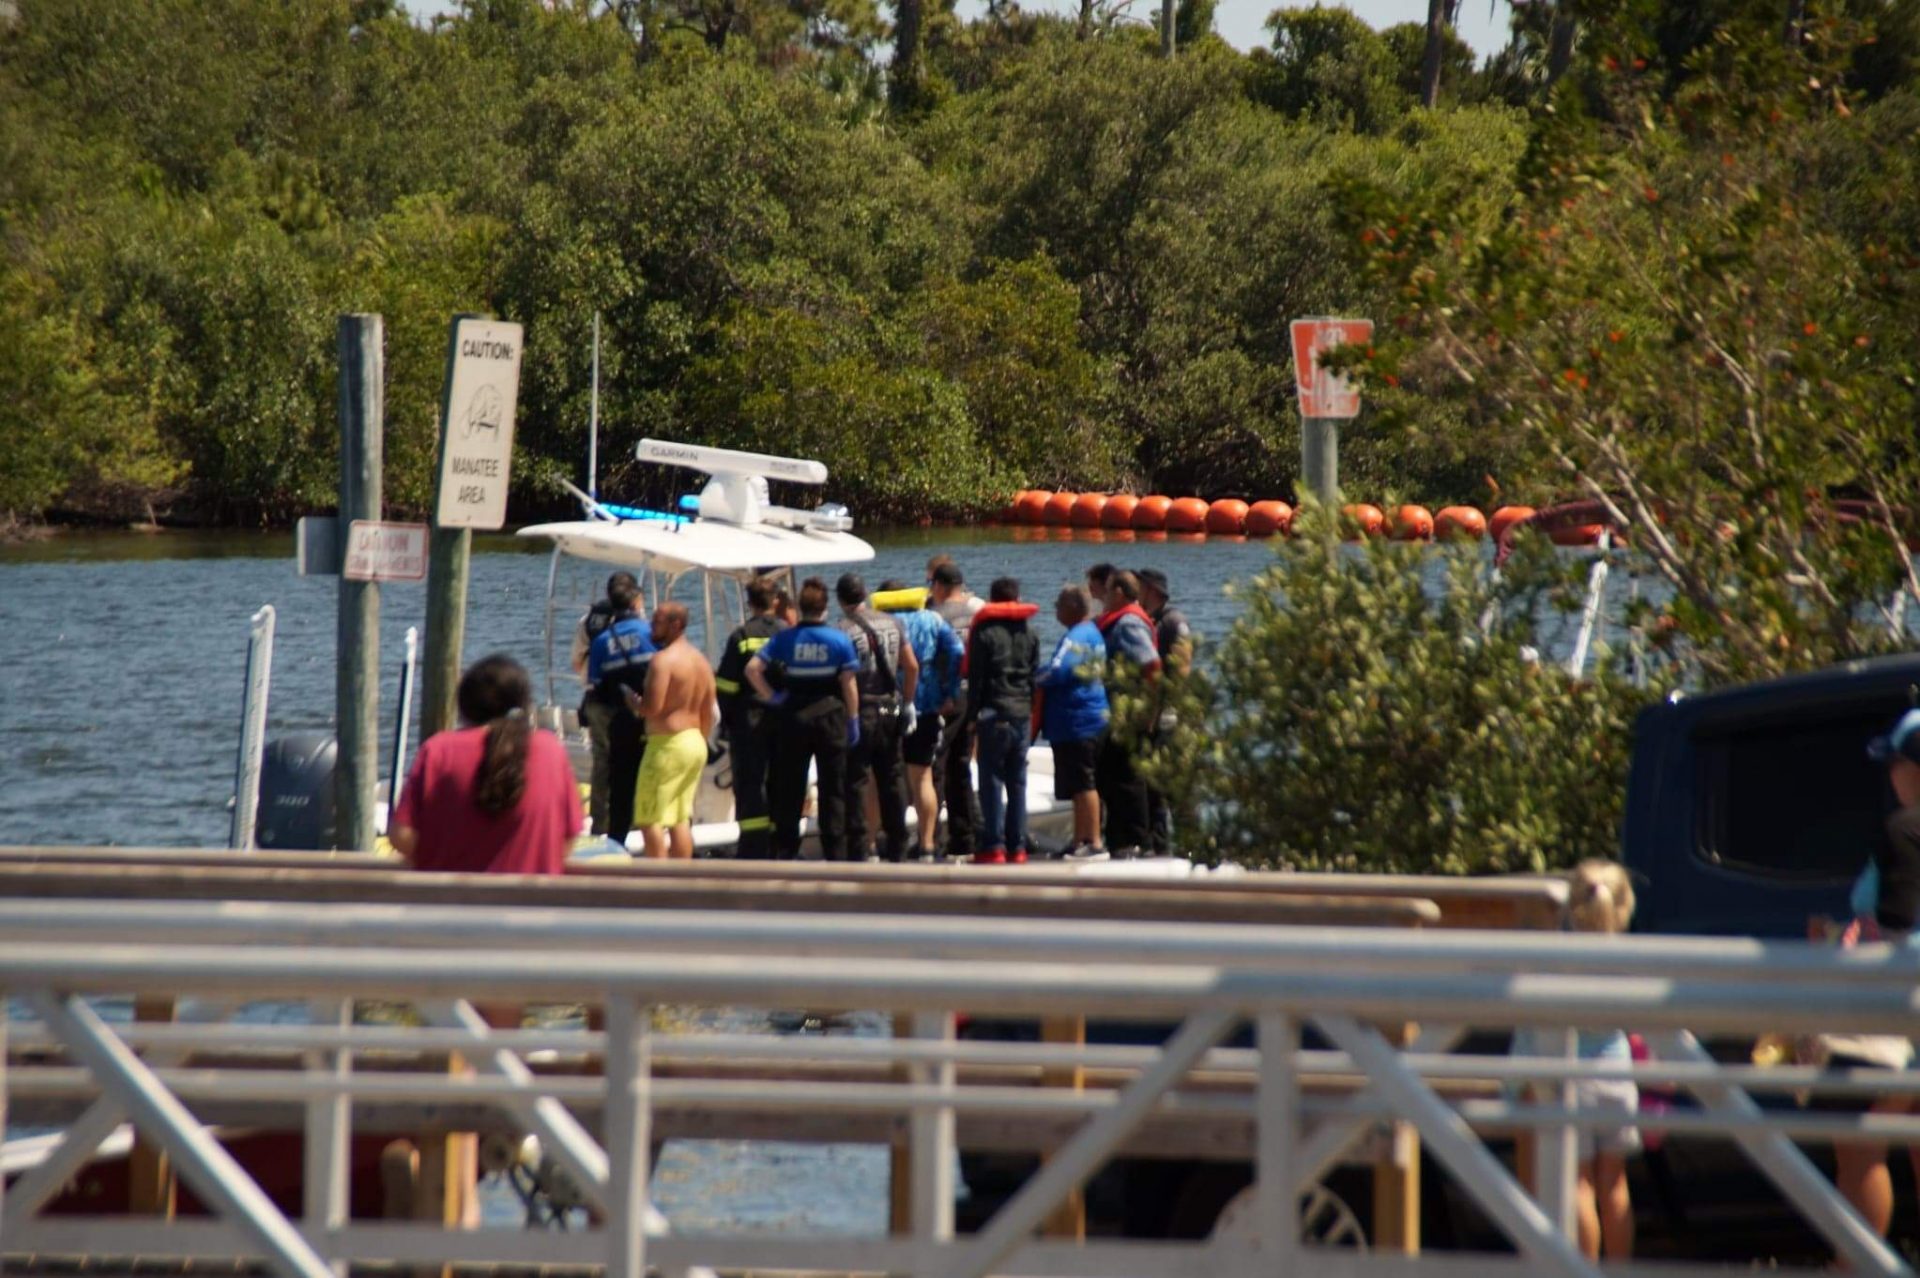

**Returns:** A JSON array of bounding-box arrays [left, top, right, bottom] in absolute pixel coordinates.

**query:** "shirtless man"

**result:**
[[622, 602, 718, 859]]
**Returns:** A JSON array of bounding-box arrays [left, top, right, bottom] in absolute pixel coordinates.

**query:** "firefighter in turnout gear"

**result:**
[[714, 576, 788, 859]]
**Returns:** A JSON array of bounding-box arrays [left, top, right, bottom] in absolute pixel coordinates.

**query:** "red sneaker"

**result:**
[[1009, 848, 1029, 864], [970, 848, 1007, 865]]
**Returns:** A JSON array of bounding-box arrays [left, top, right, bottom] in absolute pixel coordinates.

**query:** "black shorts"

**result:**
[[1805, 1052, 1901, 1115], [903, 711, 943, 767], [1052, 735, 1101, 800]]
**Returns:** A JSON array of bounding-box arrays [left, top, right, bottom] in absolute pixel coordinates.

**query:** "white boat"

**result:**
[[518, 439, 1076, 860]]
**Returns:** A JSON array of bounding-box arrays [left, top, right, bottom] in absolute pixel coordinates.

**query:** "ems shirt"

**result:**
[[900, 608, 964, 716], [1039, 620, 1110, 744], [393, 726, 583, 875], [758, 621, 860, 699], [586, 615, 656, 708]]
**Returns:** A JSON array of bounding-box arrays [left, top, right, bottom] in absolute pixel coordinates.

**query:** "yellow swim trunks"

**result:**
[[633, 728, 708, 829]]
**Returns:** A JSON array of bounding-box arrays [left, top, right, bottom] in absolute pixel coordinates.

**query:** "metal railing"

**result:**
[[3, 901, 1920, 1277]]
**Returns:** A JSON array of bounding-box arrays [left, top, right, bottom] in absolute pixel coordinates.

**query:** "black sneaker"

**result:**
[[1108, 846, 1142, 861]]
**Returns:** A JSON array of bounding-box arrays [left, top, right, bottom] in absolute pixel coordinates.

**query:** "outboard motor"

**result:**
[[255, 731, 338, 850]]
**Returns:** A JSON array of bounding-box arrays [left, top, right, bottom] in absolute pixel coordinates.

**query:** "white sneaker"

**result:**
[[1062, 843, 1110, 863]]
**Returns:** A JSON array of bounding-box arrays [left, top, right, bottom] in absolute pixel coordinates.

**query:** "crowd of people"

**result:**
[[556, 552, 1197, 863]]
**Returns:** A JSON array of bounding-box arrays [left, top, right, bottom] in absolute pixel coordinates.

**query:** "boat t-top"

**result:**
[[520, 439, 874, 709]]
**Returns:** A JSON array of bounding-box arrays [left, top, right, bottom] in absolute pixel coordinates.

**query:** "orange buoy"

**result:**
[[1131, 495, 1173, 531], [1246, 500, 1293, 538], [1015, 490, 1052, 525], [1070, 492, 1108, 528], [1206, 498, 1250, 535], [1551, 523, 1608, 547], [1390, 505, 1434, 541], [1489, 505, 1537, 543], [1101, 493, 1140, 529], [1340, 503, 1386, 539], [1166, 497, 1211, 534], [1043, 492, 1078, 526], [1434, 506, 1487, 541]]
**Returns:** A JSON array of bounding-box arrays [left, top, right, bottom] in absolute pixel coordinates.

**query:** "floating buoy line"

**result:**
[[995, 490, 1613, 546]]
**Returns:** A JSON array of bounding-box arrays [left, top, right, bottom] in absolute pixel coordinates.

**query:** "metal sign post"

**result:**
[[1290, 317, 1373, 503], [228, 606, 277, 850], [422, 315, 524, 737]]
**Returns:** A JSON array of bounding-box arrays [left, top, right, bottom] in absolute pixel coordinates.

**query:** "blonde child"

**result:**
[[1514, 859, 1638, 1261]]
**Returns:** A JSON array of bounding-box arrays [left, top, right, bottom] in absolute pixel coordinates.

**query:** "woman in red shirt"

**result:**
[[390, 654, 583, 875]]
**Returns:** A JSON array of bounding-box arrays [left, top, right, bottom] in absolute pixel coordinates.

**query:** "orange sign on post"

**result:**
[[1290, 317, 1374, 420]]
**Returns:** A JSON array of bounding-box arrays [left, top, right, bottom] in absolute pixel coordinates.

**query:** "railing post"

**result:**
[[1533, 1027, 1578, 1243], [1371, 1019, 1421, 1254], [909, 1009, 957, 1248], [129, 995, 178, 1219], [1040, 1015, 1087, 1241], [411, 1041, 469, 1278], [890, 1012, 911, 1237], [304, 998, 352, 1276], [1253, 1014, 1299, 1270], [1372, 1121, 1421, 1254], [604, 994, 653, 1278]]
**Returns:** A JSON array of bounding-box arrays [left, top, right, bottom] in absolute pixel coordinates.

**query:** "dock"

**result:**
[[0, 849, 1909, 1276]]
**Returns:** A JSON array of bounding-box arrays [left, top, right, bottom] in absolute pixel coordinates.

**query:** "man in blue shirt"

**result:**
[[1040, 585, 1111, 861], [746, 577, 862, 861], [585, 579, 656, 845], [885, 579, 965, 861]]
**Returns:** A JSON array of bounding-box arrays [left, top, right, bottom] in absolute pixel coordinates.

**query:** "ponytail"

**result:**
[[457, 654, 534, 817], [1566, 858, 1636, 935]]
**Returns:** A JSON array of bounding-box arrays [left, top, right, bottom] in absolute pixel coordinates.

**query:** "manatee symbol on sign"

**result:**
[[463, 383, 505, 441]]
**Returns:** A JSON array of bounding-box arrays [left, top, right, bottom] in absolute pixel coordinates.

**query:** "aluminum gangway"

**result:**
[[3, 899, 1920, 1277]]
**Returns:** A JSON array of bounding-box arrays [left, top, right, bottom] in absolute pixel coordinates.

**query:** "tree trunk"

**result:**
[[1159, 0, 1174, 57], [1077, 0, 1092, 39], [1546, 1, 1576, 87], [1783, 0, 1806, 47], [891, 0, 923, 110], [1419, 0, 1445, 108]]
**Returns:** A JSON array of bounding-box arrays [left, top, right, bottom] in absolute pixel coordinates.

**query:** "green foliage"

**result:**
[[1335, 1, 1920, 684], [1134, 521, 1648, 872], [4, 0, 1913, 546], [1254, 4, 1410, 131]]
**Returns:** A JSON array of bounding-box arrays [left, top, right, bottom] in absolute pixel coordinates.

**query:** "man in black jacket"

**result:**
[[714, 577, 787, 859], [967, 577, 1040, 864]]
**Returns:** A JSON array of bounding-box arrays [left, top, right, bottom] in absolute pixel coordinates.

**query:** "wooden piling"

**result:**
[[1039, 1015, 1088, 1241], [335, 314, 383, 852], [128, 995, 178, 1218]]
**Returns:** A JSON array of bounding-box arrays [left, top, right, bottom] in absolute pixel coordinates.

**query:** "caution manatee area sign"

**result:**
[[435, 317, 524, 531]]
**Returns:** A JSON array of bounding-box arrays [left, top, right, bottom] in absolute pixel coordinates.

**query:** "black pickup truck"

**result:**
[[959, 654, 1920, 1257]]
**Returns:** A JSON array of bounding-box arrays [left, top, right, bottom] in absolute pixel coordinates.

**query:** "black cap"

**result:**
[[835, 573, 867, 606], [1136, 568, 1170, 597]]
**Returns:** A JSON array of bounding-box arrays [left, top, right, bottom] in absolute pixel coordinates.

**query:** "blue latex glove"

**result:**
[[847, 717, 862, 749], [762, 690, 790, 708], [903, 705, 919, 737]]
